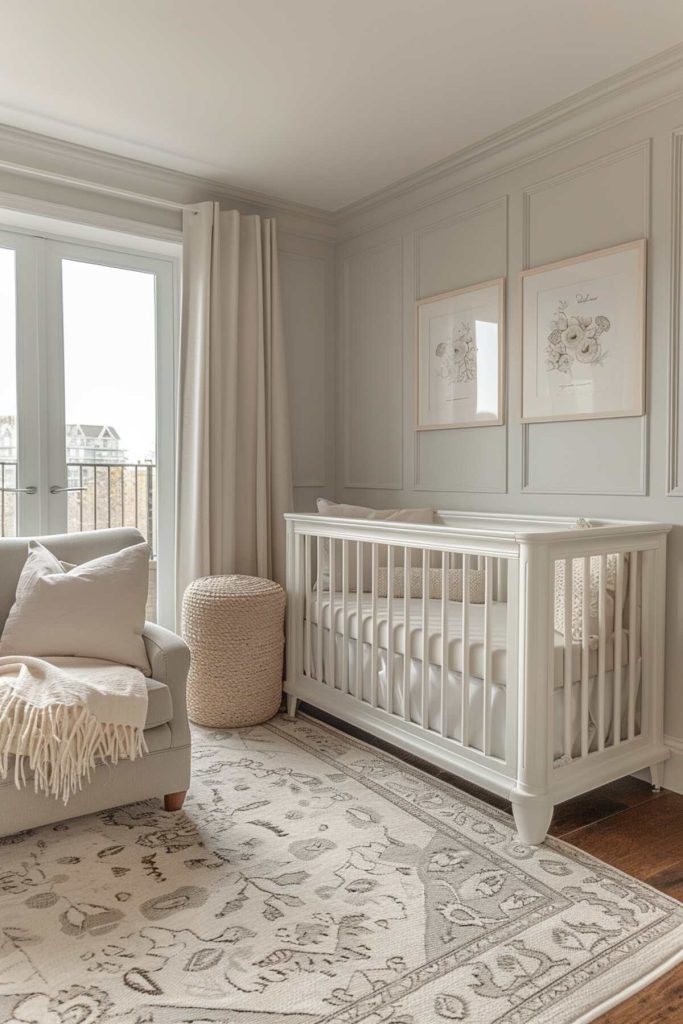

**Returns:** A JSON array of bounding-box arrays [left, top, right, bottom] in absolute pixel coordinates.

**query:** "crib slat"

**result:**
[[440, 550, 449, 738], [461, 553, 470, 748], [304, 534, 312, 677], [403, 547, 411, 722], [328, 540, 336, 690], [581, 555, 590, 758], [355, 543, 363, 699], [628, 550, 639, 740], [341, 540, 349, 694], [613, 553, 624, 747], [370, 543, 379, 707], [421, 553, 430, 730], [483, 555, 492, 756], [496, 558, 507, 602], [387, 545, 395, 714], [316, 536, 324, 683], [563, 558, 573, 760], [597, 554, 607, 751]]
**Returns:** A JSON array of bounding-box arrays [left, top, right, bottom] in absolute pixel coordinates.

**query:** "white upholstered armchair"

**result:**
[[0, 528, 191, 838]]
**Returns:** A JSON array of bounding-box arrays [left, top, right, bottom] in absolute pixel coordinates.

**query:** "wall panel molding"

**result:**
[[667, 128, 683, 495], [280, 249, 330, 489], [413, 195, 508, 298], [411, 195, 509, 494], [413, 431, 508, 493], [520, 139, 651, 270], [520, 139, 651, 496], [521, 416, 649, 495], [342, 237, 404, 490]]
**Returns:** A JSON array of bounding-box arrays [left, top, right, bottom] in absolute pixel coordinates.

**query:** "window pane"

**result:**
[[61, 259, 157, 618], [0, 247, 17, 537]]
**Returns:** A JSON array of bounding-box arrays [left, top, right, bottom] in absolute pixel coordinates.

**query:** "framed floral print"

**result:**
[[521, 239, 646, 423], [415, 277, 505, 430]]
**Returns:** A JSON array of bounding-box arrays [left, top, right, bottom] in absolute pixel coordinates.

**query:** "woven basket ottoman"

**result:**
[[182, 574, 286, 728]]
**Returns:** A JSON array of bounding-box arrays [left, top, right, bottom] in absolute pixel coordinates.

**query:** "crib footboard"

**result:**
[[518, 526, 670, 842]]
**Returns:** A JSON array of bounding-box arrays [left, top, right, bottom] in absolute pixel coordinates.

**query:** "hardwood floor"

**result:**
[[561, 792, 683, 1023], [301, 705, 683, 1024]]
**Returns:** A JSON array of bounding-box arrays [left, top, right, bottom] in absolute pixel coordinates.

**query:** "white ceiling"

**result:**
[[0, 0, 682, 211]]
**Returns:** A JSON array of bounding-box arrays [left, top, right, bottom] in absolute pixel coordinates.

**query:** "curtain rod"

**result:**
[[0, 158, 207, 214], [0, 160, 306, 220]]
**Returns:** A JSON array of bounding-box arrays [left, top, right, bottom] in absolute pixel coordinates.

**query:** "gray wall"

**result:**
[[279, 231, 336, 509], [335, 90, 683, 789]]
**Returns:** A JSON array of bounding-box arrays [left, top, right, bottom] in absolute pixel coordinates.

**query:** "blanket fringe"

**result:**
[[0, 689, 147, 803]]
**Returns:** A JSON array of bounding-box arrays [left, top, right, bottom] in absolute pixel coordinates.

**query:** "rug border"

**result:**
[[263, 711, 683, 1024], [571, 945, 683, 1024]]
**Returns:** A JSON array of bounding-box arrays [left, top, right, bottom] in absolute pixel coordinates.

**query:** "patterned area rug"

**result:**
[[1, 715, 682, 1024]]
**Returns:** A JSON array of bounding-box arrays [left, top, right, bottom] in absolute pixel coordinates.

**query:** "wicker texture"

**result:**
[[182, 575, 285, 728]]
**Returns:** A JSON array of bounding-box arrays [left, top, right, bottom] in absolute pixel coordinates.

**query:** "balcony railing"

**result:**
[[0, 460, 17, 537], [0, 461, 156, 556], [66, 462, 156, 556]]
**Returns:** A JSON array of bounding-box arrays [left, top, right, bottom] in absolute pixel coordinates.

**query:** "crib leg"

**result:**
[[650, 761, 665, 792], [285, 694, 299, 720], [511, 792, 554, 846]]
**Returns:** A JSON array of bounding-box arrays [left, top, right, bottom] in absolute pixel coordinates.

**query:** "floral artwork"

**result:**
[[435, 322, 477, 385], [416, 279, 504, 429], [544, 301, 611, 375], [521, 240, 645, 422]]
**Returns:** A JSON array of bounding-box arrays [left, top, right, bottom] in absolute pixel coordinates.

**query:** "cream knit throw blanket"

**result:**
[[0, 656, 148, 803]]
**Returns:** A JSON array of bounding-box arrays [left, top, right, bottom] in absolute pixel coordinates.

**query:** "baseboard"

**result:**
[[663, 734, 683, 793], [633, 735, 683, 793]]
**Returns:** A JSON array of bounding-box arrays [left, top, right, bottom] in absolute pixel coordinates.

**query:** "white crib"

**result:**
[[284, 510, 671, 844]]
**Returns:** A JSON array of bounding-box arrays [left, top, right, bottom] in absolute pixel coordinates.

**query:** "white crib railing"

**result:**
[[284, 511, 670, 844], [544, 527, 668, 808], [286, 516, 521, 788]]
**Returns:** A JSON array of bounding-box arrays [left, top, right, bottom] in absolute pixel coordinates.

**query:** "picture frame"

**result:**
[[415, 277, 505, 430], [521, 239, 646, 423]]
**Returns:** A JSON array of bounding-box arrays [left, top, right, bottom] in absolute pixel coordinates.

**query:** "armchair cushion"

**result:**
[[145, 677, 174, 729]]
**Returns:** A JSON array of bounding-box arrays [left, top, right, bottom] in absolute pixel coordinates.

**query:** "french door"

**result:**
[[0, 228, 177, 626]]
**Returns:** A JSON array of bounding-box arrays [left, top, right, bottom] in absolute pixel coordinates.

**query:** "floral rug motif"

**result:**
[[1, 715, 682, 1024]]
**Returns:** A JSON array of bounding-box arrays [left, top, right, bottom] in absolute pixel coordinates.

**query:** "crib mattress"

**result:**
[[307, 591, 630, 687], [308, 626, 638, 761]]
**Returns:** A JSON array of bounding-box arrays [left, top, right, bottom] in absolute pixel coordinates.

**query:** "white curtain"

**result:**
[[176, 202, 293, 613]]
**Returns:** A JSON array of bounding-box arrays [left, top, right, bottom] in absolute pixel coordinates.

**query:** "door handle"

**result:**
[[49, 485, 87, 494], [6, 485, 37, 495]]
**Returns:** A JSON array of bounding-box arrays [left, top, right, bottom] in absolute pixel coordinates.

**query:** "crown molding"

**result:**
[[335, 42, 683, 230], [0, 122, 336, 241], [1, 43, 683, 244]]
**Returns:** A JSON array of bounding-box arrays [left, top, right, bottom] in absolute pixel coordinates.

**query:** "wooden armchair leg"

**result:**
[[164, 791, 187, 812]]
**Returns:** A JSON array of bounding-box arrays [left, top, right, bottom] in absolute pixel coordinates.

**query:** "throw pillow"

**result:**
[[316, 499, 434, 592], [553, 554, 628, 643], [0, 540, 151, 674]]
